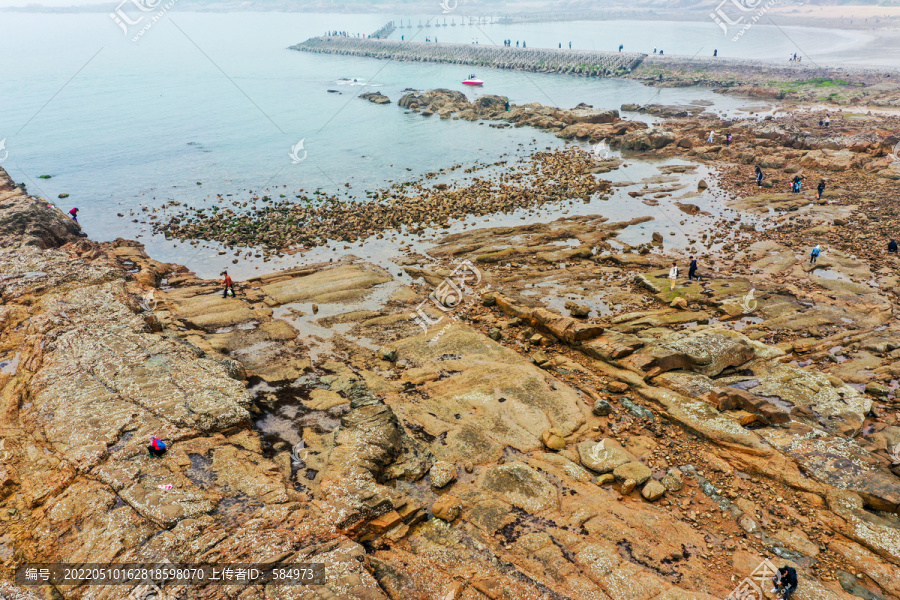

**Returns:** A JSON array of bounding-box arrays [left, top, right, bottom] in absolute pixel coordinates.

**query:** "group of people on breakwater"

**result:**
[[325, 30, 369, 38], [502, 39, 526, 47]]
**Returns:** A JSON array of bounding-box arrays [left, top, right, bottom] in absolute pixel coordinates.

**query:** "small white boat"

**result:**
[[462, 75, 484, 86]]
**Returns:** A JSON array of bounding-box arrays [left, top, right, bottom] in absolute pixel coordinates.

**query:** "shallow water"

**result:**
[[0, 11, 826, 278]]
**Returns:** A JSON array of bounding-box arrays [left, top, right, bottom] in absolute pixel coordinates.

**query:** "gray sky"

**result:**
[[4, 0, 109, 5]]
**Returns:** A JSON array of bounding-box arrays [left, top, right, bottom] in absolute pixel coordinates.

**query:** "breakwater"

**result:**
[[292, 37, 644, 77]]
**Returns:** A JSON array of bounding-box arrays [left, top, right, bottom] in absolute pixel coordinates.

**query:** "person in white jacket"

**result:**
[[669, 262, 679, 290]]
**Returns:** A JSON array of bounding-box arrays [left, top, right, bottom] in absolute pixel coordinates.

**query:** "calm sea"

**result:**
[[0, 12, 864, 276]]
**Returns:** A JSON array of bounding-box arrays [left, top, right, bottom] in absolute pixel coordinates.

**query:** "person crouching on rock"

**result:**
[[889, 239, 898, 254], [771, 565, 798, 600], [222, 271, 235, 298], [68, 207, 79, 223], [669, 262, 679, 291], [148, 437, 168, 458], [810, 244, 821, 265]]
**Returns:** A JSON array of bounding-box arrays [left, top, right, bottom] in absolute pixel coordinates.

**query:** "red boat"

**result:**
[[462, 75, 484, 86]]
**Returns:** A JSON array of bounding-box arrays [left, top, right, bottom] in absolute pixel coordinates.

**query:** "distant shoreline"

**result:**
[[293, 36, 900, 107], [4, 5, 900, 31]]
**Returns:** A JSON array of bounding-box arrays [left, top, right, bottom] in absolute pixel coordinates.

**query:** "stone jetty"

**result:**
[[293, 37, 644, 77], [369, 21, 395, 39]]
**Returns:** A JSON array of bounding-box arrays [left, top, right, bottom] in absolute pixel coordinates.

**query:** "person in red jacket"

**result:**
[[222, 271, 235, 298], [68, 207, 79, 223]]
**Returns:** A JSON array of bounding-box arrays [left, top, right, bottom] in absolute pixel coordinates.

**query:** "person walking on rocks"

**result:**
[[810, 244, 821, 265], [889, 239, 898, 254], [817, 179, 826, 200], [669, 262, 679, 291], [708, 131, 715, 144], [771, 565, 798, 600], [688, 256, 698, 281], [222, 271, 235, 298], [755, 165, 764, 187]]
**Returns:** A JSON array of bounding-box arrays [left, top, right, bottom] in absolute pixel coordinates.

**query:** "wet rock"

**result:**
[[564, 300, 590, 318]]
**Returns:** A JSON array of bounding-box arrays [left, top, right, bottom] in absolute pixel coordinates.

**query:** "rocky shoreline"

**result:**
[[1, 77, 900, 600]]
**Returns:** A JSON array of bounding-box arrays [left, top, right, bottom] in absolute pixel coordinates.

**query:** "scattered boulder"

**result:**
[[430, 461, 458, 488], [564, 300, 591, 318], [541, 429, 567, 451], [670, 297, 688, 310], [606, 381, 629, 394], [360, 92, 391, 104], [577, 439, 634, 474], [592, 398, 613, 416], [641, 480, 666, 501], [613, 461, 652, 485], [597, 473, 615, 486], [661, 468, 684, 492], [432, 495, 463, 522]]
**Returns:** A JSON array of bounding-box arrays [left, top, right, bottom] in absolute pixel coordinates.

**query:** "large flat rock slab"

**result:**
[[261, 263, 392, 305], [388, 322, 587, 464]]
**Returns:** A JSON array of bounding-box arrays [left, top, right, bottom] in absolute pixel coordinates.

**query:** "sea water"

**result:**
[[0, 11, 860, 276]]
